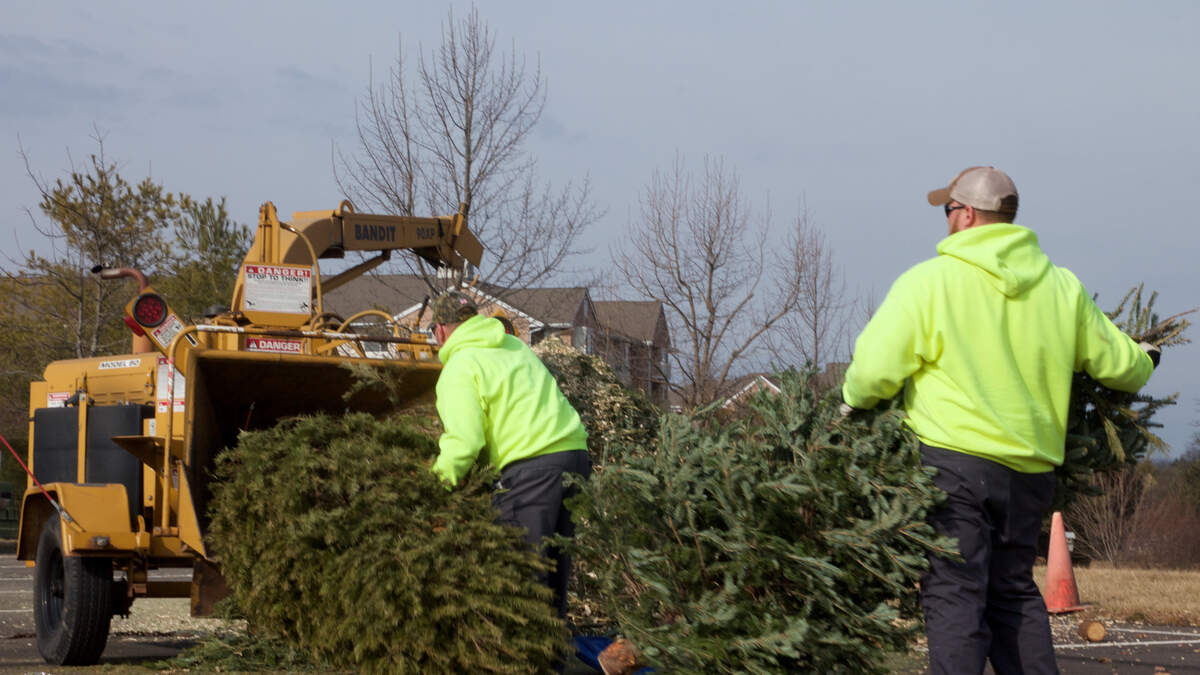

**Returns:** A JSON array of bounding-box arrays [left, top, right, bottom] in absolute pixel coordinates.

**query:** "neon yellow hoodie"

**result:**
[[433, 315, 588, 485], [842, 224, 1153, 473]]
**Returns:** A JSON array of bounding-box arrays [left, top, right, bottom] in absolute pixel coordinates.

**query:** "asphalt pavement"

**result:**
[[0, 541, 207, 675], [1050, 622, 1200, 674], [0, 538, 1195, 673]]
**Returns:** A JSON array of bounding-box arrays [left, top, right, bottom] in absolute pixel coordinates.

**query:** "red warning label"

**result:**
[[246, 337, 304, 354]]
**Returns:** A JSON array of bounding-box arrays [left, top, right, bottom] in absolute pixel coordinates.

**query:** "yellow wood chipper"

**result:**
[[14, 200, 481, 665]]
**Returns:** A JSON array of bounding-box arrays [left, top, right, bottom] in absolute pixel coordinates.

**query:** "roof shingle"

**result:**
[[322, 274, 435, 318], [594, 301, 664, 343]]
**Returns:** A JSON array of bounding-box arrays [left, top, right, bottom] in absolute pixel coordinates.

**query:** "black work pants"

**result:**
[[920, 444, 1058, 675], [492, 449, 591, 619]]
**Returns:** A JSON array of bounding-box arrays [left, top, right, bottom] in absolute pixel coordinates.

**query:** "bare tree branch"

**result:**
[[763, 212, 852, 369], [334, 6, 598, 296], [612, 153, 808, 409], [1065, 465, 1151, 567]]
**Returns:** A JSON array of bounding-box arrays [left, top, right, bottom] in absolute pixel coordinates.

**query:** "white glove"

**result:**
[[833, 402, 860, 427], [1139, 341, 1161, 368]]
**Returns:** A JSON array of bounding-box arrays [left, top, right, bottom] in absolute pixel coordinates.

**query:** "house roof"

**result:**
[[496, 287, 591, 326], [720, 373, 782, 408], [323, 274, 589, 330], [322, 274, 435, 319], [593, 301, 665, 344], [430, 284, 546, 329], [719, 363, 848, 409]]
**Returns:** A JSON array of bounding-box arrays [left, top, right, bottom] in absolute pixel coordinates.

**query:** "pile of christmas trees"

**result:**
[[532, 338, 659, 465], [206, 412, 567, 674], [567, 371, 953, 674], [194, 287, 1187, 673]]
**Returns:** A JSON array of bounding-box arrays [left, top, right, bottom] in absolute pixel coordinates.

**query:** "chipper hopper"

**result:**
[[16, 200, 481, 665]]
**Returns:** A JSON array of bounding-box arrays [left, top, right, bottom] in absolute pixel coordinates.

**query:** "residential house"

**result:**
[[720, 373, 783, 412], [718, 362, 848, 414], [593, 301, 671, 406], [323, 274, 671, 405], [321, 275, 591, 346]]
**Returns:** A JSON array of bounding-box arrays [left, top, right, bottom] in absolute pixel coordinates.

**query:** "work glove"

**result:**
[[1139, 341, 1161, 368], [833, 402, 860, 426]]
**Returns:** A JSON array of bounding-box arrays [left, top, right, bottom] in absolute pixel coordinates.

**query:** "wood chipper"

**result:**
[[14, 200, 481, 665]]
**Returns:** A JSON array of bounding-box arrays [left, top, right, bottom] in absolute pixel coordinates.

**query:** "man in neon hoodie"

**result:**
[[841, 166, 1159, 675], [429, 290, 591, 621]]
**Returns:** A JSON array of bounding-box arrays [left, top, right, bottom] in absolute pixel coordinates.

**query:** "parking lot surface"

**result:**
[[0, 541, 1195, 674]]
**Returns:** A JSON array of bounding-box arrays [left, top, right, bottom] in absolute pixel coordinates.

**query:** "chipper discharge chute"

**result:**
[[15, 200, 481, 665]]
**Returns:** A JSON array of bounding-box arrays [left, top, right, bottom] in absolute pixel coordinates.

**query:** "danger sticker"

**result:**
[[155, 357, 186, 413], [243, 264, 313, 314], [246, 337, 303, 354], [149, 315, 198, 349], [47, 392, 70, 408], [99, 358, 142, 370], [152, 315, 185, 348]]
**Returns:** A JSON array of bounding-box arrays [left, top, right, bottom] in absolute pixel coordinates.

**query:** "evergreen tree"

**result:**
[[207, 412, 568, 674], [532, 337, 659, 465], [5, 146, 178, 364], [2, 143, 179, 473], [155, 195, 252, 320], [567, 370, 954, 674], [2, 139, 249, 477], [1058, 286, 1192, 509]]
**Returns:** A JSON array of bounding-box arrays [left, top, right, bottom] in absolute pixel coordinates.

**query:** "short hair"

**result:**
[[975, 195, 1019, 224], [429, 291, 478, 325]]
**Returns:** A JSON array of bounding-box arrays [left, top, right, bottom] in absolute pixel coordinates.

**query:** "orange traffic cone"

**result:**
[[1043, 511, 1087, 613]]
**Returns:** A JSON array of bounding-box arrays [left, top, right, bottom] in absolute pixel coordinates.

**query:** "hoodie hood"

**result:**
[[437, 314, 505, 363], [936, 224, 1051, 297]]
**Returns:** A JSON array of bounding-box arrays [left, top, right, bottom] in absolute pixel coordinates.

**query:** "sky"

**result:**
[[2, 1, 1197, 457]]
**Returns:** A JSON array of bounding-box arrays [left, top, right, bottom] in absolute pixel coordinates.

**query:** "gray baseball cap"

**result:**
[[927, 166, 1018, 211]]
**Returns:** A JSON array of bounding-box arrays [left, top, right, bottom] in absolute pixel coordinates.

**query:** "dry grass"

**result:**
[[1037, 564, 1200, 626]]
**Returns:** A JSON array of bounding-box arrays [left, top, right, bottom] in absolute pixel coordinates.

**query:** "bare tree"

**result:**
[[1125, 478, 1200, 568], [612, 154, 807, 409], [764, 215, 851, 369], [1065, 463, 1153, 567], [336, 6, 600, 295]]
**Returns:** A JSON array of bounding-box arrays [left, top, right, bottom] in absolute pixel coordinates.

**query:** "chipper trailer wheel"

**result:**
[[33, 517, 113, 665]]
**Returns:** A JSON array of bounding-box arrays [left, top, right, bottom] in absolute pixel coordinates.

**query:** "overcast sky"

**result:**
[[3, 1, 1197, 457]]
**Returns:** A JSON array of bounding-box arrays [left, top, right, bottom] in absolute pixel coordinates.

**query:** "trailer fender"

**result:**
[[17, 483, 134, 560]]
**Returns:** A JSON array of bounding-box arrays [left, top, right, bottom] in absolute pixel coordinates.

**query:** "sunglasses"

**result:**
[[944, 203, 968, 217]]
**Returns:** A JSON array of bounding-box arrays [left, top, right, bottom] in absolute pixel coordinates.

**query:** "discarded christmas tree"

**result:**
[[206, 412, 567, 674], [567, 369, 955, 674], [1058, 285, 1193, 508], [533, 337, 659, 464], [532, 337, 661, 632]]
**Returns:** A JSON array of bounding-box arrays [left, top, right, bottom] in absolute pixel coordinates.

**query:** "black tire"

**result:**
[[33, 516, 113, 665]]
